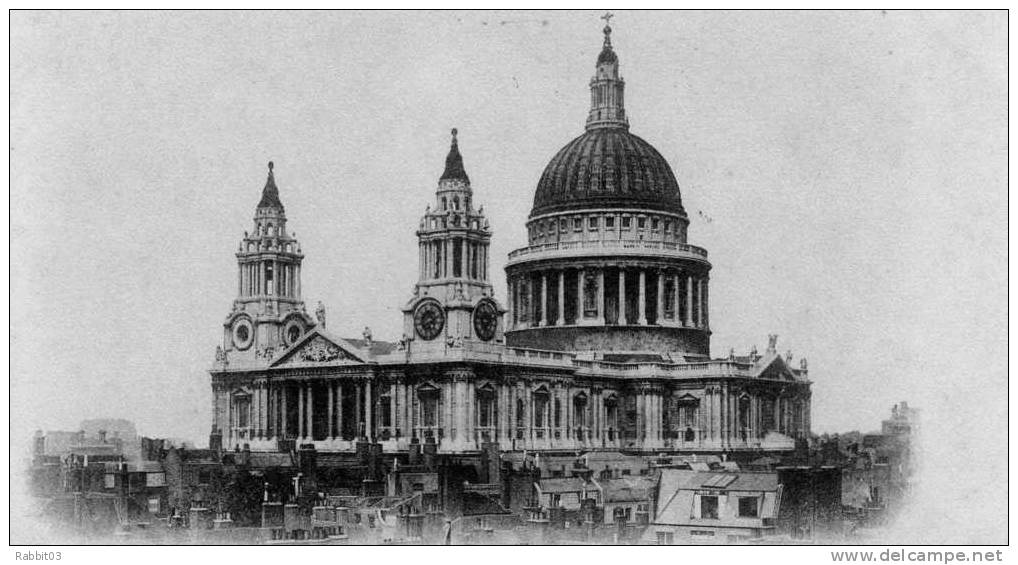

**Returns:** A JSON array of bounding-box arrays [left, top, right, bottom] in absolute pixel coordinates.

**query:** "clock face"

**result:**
[[413, 300, 445, 341], [473, 301, 498, 342], [232, 318, 253, 350]]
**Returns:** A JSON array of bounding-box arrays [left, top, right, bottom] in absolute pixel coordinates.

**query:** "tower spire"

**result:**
[[258, 160, 284, 211], [440, 128, 469, 183], [586, 13, 628, 131]]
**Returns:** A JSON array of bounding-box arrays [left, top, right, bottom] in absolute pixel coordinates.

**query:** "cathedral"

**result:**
[[209, 21, 811, 463]]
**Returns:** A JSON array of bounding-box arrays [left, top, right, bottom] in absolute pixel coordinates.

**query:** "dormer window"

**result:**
[[560, 219, 568, 232], [605, 216, 615, 229], [622, 216, 631, 229], [574, 217, 583, 231], [588, 217, 599, 230], [651, 218, 660, 230], [637, 217, 647, 229]]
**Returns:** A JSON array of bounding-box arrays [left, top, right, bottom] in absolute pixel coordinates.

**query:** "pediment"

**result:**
[[754, 354, 798, 382], [270, 329, 368, 367], [417, 382, 441, 394], [676, 393, 699, 403]]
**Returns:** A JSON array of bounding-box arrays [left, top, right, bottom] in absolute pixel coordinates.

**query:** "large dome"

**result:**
[[530, 127, 685, 218]]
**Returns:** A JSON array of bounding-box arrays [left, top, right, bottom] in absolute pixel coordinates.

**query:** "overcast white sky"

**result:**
[[9, 10, 1007, 540]]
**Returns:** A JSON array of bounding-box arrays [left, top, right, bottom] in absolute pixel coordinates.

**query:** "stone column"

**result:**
[[365, 380, 373, 441], [297, 383, 305, 440], [327, 382, 334, 440], [281, 384, 288, 439], [259, 383, 267, 439], [355, 383, 362, 438], [507, 277, 515, 330], [696, 278, 704, 327], [577, 269, 585, 323], [656, 270, 665, 324], [686, 275, 694, 327], [539, 272, 548, 326], [295, 265, 301, 299], [556, 270, 565, 326], [390, 383, 398, 439], [637, 270, 648, 325], [440, 381, 450, 440], [336, 383, 344, 441], [702, 277, 709, 329], [672, 273, 680, 325], [306, 382, 314, 441], [618, 269, 628, 325], [596, 268, 605, 324]]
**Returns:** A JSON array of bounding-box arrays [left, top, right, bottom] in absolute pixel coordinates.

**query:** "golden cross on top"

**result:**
[[601, 12, 614, 27]]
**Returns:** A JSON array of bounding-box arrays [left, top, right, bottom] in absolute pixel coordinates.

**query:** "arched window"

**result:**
[[418, 385, 441, 432], [441, 197, 447, 210], [453, 196, 459, 210], [533, 390, 549, 430], [573, 394, 588, 428], [554, 398, 562, 429]]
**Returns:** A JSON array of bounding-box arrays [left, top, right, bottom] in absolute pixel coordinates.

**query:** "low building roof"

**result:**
[[537, 477, 592, 494], [600, 476, 656, 503]]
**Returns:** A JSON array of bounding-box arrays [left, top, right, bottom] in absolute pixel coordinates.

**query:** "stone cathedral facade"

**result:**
[[209, 23, 811, 461]]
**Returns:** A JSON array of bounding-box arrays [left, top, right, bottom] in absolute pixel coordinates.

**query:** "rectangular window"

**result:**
[[574, 217, 583, 231], [656, 531, 674, 545], [652, 218, 660, 230], [622, 217, 631, 229], [560, 219, 567, 232], [700, 495, 719, 519], [380, 396, 392, 427], [105, 473, 116, 489], [148, 497, 161, 514], [605, 216, 615, 229], [738, 496, 759, 518], [664, 221, 672, 233], [146, 472, 166, 487], [637, 217, 647, 229], [691, 530, 716, 537], [588, 217, 599, 230]]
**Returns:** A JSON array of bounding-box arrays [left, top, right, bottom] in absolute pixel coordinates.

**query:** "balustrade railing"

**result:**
[[508, 239, 708, 260]]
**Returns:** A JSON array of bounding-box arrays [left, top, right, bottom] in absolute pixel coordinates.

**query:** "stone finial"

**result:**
[[362, 326, 373, 345], [785, 350, 793, 363], [728, 348, 735, 360], [800, 358, 808, 371], [767, 334, 778, 353]]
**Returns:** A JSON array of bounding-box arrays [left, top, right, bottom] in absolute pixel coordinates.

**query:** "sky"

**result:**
[[9, 9, 1008, 541]]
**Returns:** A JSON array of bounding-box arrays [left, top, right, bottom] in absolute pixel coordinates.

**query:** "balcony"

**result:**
[[507, 238, 709, 266]]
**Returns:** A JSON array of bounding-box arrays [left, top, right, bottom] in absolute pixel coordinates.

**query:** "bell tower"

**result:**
[[402, 130, 505, 350], [222, 162, 315, 365]]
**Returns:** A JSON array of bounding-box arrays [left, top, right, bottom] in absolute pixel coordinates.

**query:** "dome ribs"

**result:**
[[529, 129, 685, 218]]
